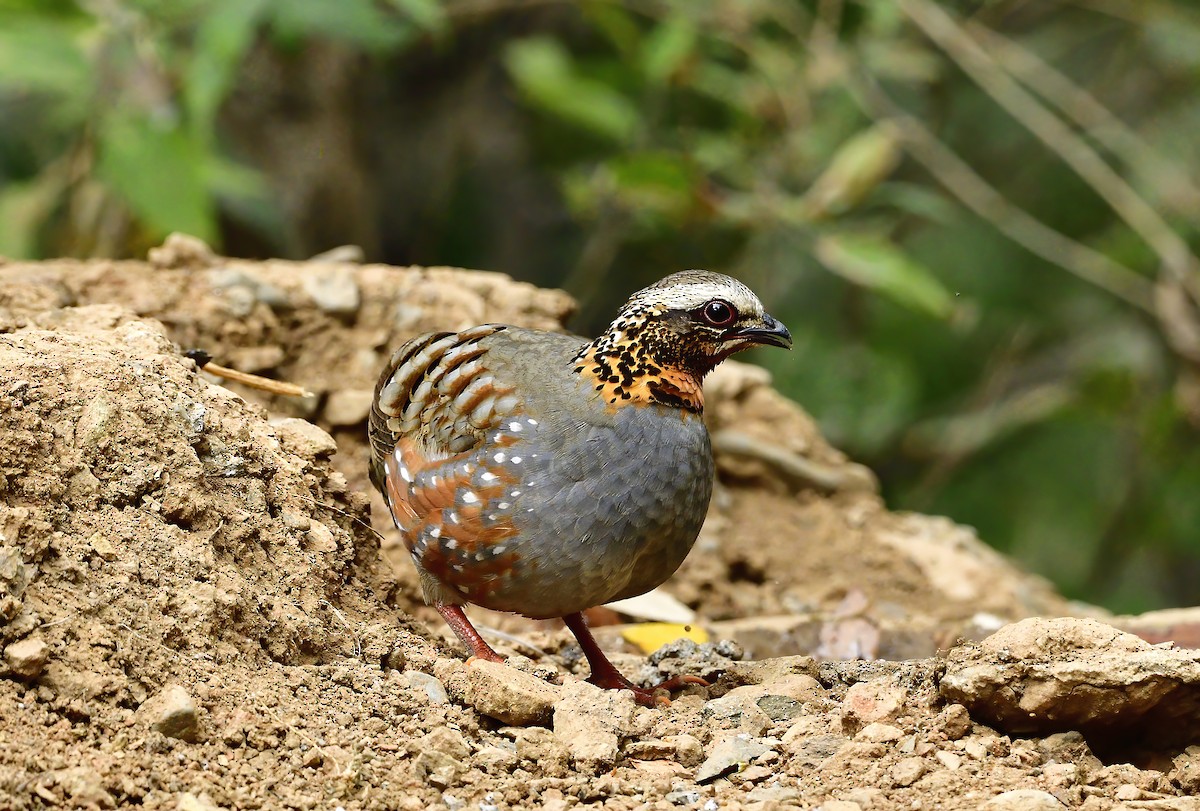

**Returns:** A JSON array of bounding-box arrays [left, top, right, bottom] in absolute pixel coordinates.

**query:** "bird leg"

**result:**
[[436, 603, 505, 663], [563, 612, 707, 707]]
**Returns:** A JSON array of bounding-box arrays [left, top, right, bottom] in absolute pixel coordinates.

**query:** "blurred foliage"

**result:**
[[3, 0, 1199, 612]]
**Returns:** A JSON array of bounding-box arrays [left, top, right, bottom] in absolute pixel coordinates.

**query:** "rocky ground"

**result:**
[[0, 235, 1197, 810]]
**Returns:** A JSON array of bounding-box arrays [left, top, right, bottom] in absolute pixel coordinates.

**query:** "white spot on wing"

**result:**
[[481, 471, 497, 482], [510, 456, 522, 464], [493, 452, 506, 463], [462, 491, 478, 504]]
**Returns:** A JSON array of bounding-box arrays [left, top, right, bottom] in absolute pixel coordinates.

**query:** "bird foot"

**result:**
[[465, 651, 506, 665], [587, 672, 709, 708]]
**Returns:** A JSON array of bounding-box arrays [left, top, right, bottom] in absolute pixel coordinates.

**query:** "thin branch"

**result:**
[[896, 0, 1200, 300], [846, 70, 1156, 313], [965, 20, 1200, 216]]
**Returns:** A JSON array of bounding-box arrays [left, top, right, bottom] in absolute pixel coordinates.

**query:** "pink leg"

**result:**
[[563, 612, 707, 707], [436, 603, 504, 663]]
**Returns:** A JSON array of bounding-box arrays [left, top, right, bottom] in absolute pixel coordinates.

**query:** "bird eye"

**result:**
[[699, 299, 737, 327]]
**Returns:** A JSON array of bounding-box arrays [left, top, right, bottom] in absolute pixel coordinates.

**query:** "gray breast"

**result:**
[[465, 336, 714, 617]]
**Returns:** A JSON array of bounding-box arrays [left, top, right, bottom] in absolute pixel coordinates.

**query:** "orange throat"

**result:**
[[575, 347, 705, 413]]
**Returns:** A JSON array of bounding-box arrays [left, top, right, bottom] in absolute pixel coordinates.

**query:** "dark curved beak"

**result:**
[[734, 314, 792, 349]]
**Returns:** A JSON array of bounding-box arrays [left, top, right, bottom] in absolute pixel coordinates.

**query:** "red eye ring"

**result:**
[[700, 299, 737, 327]]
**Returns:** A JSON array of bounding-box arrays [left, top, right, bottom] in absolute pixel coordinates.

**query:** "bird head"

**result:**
[[576, 270, 791, 411]]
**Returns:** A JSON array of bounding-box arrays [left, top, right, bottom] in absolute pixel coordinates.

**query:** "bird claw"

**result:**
[[587, 673, 709, 708]]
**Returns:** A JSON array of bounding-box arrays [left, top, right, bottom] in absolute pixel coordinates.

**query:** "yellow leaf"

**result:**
[[621, 623, 709, 654]]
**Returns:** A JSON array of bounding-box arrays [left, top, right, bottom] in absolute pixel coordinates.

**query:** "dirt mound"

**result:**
[[0, 242, 1195, 809], [0, 243, 1070, 660]]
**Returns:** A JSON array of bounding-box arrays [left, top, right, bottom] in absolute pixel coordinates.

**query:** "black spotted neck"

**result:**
[[572, 311, 707, 413]]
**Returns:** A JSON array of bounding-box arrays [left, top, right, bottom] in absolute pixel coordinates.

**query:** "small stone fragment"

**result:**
[[935, 750, 962, 770], [889, 756, 926, 788], [88, 532, 118, 562], [553, 680, 636, 772], [148, 233, 217, 269], [4, 636, 48, 679], [821, 802, 862, 811], [419, 727, 470, 760], [756, 694, 804, 722], [466, 659, 560, 726], [939, 703, 972, 740], [842, 679, 906, 732], [177, 792, 223, 811], [404, 671, 450, 705], [695, 734, 775, 783], [140, 684, 200, 741], [982, 789, 1066, 810], [303, 266, 360, 315], [1173, 746, 1200, 794], [513, 727, 569, 778], [273, 418, 339, 460], [856, 722, 904, 742]]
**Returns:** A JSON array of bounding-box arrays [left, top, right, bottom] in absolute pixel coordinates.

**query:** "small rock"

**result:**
[[140, 684, 199, 741], [324, 389, 374, 426], [783, 732, 846, 767], [467, 659, 560, 726], [1172, 745, 1200, 794], [404, 671, 449, 705], [934, 750, 962, 770], [962, 739, 988, 760], [939, 703, 972, 740], [624, 738, 676, 760], [148, 233, 217, 269], [668, 733, 704, 767], [1113, 784, 1142, 801], [889, 756, 926, 788], [746, 784, 802, 804], [513, 727, 569, 777], [303, 266, 360, 315], [177, 792, 223, 811], [273, 418, 338, 460], [704, 688, 774, 735], [665, 789, 702, 806], [982, 789, 1066, 811], [414, 749, 464, 788], [419, 727, 470, 760], [4, 636, 48, 679], [842, 679, 907, 732], [695, 734, 775, 783], [86, 533, 117, 562], [856, 722, 904, 742], [474, 745, 518, 771], [821, 802, 862, 811], [756, 694, 804, 722], [38, 767, 115, 809], [553, 680, 636, 772]]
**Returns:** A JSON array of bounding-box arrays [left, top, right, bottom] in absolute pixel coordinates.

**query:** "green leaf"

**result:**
[[814, 233, 955, 319], [97, 111, 216, 243], [0, 18, 92, 108], [802, 125, 902, 218], [264, 0, 409, 51], [642, 18, 696, 84], [383, 0, 445, 33], [504, 38, 638, 143]]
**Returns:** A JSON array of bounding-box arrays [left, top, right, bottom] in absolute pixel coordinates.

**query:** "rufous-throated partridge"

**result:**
[[369, 271, 791, 705]]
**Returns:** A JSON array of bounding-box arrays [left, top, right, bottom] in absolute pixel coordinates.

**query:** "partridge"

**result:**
[[369, 270, 791, 705]]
